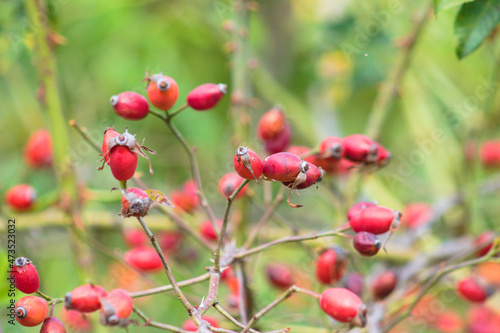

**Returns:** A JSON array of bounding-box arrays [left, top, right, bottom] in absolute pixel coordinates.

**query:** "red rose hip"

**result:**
[[15, 296, 48, 327], [40, 316, 67, 333], [347, 202, 377, 221], [372, 270, 397, 300], [349, 205, 400, 235], [456, 277, 493, 303], [120, 188, 153, 218], [218, 172, 247, 199], [257, 107, 287, 141], [110, 91, 149, 120], [262, 152, 302, 182], [264, 123, 292, 154], [353, 232, 381, 257], [315, 247, 347, 285], [10, 257, 40, 294], [100, 289, 133, 327], [24, 129, 53, 168], [182, 316, 219, 331], [266, 263, 294, 289], [123, 246, 163, 272], [319, 136, 344, 160], [319, 288, 366, 327], [234, 146, 263, 180], [187, 83, 227, 110], [64, 284, 107, 313], [5, 184, 36, 211]]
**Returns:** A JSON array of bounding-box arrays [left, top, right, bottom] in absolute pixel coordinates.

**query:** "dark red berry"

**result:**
[[145, 73, 179, 111], [474, 232, 495, 257], [264, 123, 292, 154], [234, 146, 263, 180], [187, 83, 227, 110], [64, 284, 107, 313], [319, 136, 344, 160], [349, 205, 400, 235], [15, 296, 48, 327], [10, 257, 40, 294], [5, 184, 36, 211], [183, 316, 219, 331], [110, 91, 149, 120], [120, 188, 153, 217], [319, 288, 366, 327], [100, 289, 133, 327], [402, 203, 432, 229], [283, 162, 324, 189], [24, 129, 53, 168], [40, 316, 67, 333], [262, 152, 302, 182], [257, 107, 287, 141], [266, 263, 294, 289], [123, 246, 163, 272], [372, 270, 397, 300], [343, 273, 364, 298], [218, 172, 247, 199], [353, 232, 381, 257], [456, 277, 493, 303], [316, 247, 347, 285], [347, 202, 377, 221], [158, 231, 183, 255]]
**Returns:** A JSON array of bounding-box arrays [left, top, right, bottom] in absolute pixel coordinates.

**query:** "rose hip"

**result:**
[[24, 129, 53, 168], [262, 152, 302, 182], [353, 232, 381, 257], [110, 91, 149, 120], [15, 296, 48, 327], [5, 184, 36, 211], [315, 247, 347, 285], [218, 172, 247, 199], [319, 288, 366, 327], [64, 284, 107, 313], [266, 263, 294, 289], [257, 107, 287, 141], [100, 289, 133, 327], [123, 246, 163, 272], [234, 146, 263, 180], [456, 277, 493, 303], [40, 316, 67, 333], [145, 73, 179, 111], [349, 205, 400, 235], [372, 270, 397, 300], [10, 257, 40, 294], [187, 83, 227, 110]]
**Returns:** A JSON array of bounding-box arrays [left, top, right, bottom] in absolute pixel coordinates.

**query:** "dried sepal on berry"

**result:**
[[117, 188, 172, 218]]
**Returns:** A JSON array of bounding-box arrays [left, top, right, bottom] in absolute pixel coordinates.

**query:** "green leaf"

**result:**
[[434, 0, 475, 14], [455, 0, 500, 59]]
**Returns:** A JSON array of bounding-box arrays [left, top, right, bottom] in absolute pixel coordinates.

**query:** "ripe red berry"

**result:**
[[434, 311, 463, 333], [319, 136, 344, 160], [474, 232, 495, 257], [100, 289, 133, 327], [266, 263, 294, 289], [349, 205, 400, 235], [372, 270, 397, 300], [64, 284, 107, 313], [234, 146, 263, 180], [283, 162, 324, 189], [182, 316, 219, 331], [123, 228, 148, 247], [101, 128, 119, 164], [262, 152, 302, 182], [109, 145, 139, 181], [263, 123, 292, 154], [5, 184, 36, 211], [199, 219, 223, 242], [342, 134, 390, 165], [10, 257, 40, 294], [61, 308, 92, 332], [343, 273, 364, 298], [15, 296, 48, 327], [218, 172, 247, 199], [353, 232, 381, 257], [257, 107, 287, 141], [24, 129, 53, 168], [110, 92, 149, 120], [40, 316, 67, 333], [170, 179, 201, 213], [456, 277, 493, 303], [315, 247, 347, 285], [123, 246, 163, 272], [187, 83, 227, 110], [120, 187, 153, 218], [402, 203, 432, 229], [467, 305, 500, 333], [347, 202, 377, 221], [145, 73, 179, 111], [319, 288, 366, 327], [480, 140, 500, 168]]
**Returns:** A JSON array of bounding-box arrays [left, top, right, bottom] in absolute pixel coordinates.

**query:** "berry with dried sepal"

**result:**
[[145, 73, 179, 111], [64, 284, 107, 313], [187, 83, 227, 110], [120, 188, 152, 218], [15, 296, 48, 327], [101, 127, 119, 164], [372, 270, 397, 300], [283, 162, 324, 190], [319, 136, 344, 160], [123, 246, 163, 272], [319, 288, 367, 327], [234, 146, 263, 180], [40, 316, 67, 333], [343, 134, 390, 165], [5, 184, 36, 211], [262, 152, 302, 182], [99, 289, 133, 327], [10, 257, 40, 294], [316, 247, 347, 285], [110, 92, 149, 120], [353, 232, 381, 257], [266, 263, 294, 289], [24, 129, 53, 168], [218, 172, 247, 199]]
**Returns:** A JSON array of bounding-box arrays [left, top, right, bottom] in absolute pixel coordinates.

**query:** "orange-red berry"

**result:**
[[146, 73, 179, 111], [15, 296, 49, 327], [5, 184, 36, 211], [24, 129, 53, 168], [234, 147, 263, 180], [64, 284, 107, 313]]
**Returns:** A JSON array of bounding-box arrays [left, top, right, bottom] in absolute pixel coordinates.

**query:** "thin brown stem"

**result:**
[[129, 272, 211, 298]]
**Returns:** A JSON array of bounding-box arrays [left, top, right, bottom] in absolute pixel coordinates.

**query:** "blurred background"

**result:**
[[0, 0, 499, 332]]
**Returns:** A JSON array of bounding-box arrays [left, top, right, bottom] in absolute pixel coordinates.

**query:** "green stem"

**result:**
[[129, 273, 211, 298], [168, 103, 189, 119]]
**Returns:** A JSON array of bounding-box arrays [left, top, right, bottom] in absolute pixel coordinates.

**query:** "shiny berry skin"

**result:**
[[234, 146, 263, 180], [182, 316, 219, 331], [283, 162, 324, 189], [187, 83, 227, 110], [347, 202, 377, 221], [402, 203, 432, 229], [110, 92, 149, 120], [40, 316, 67, 333], [158, 231, 183, 254], [199, 219, 222, 241], [108, 145, 138, 181], [10, 257, 40, 294], [61, 308, 92, 332], [123, 228, 148, 247], [316, 248, 347, 285], [353, 232, 381, 257], [24, 129, 53, 168], [257, 107, 287, 141], [120, 187, 153, 218], [146, 73, 179, 111], [319, 136, 344, 160], [123, 246, 163, 272], [349, 205, 400, 235], [15, 296, 48, 327], [456, 277, 493, 303], [343, 273, 364, 298], [262, 152, 302, 182], [266, 263, 294, 289], [264, 123, 292, 154], [64, 284, 107, 313], [319, 288, 366, 327], [5, 184, 36, 211], [101, 128, 119, 164], [372, 270, 397, 300], [100, 289, 133, 327], [218, 172, 247, 199], [474, 232, 495, 257], [480, 140, 500, 168]]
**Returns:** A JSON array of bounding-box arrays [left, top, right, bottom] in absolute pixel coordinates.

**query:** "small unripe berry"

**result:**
[[480, 140, 500, 168], [218, 173, 247, 199], [182, 316, 219, 331], [402, 203, 432, 229], [145, 73, 179, 111], [319, 288, 366, 327], [64, 284, 107, 313], [353, 232, 381, 257], [10, 257, 40, 294], [343, 273, 364, 298], [120, 188, 153, 218], [40, 316, 67, 333], [347, 202, 377, 221], [262, 152, 302, 182], [110, 91, 149, 120], [264, 123, 292, 154], [234, 146, 263, 180], [123, 246, 163, 272], [349, 205, 400, 235], [266, 263, 294, 289], [24, 129, 53, 168], [257, 107, 287, 141], [372, 270, 397, 300], [319, 136, 344, 160], [187, 83, 227, 110], [5, 184, 36, 211], [315, 247, 347, 285], [15, 296, 48, 327], [456, 277, 494, 303], [100, 289, 133, 327]]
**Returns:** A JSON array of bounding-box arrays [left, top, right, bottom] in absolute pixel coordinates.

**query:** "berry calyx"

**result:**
[[218, 172, 247, 199], [283, 162, 324, 190], [124, 246, 163, 272], [319, 136, 344, 160], [353, 232, 381, 257], [5, 184, 36, 211], [319, 288, 366, 327], [187, 83, 227, 110], [456, 277, 494, 303], [233, 146, 263, 181], [145, 73, 179, 111], [64, 284, 107, 313], [372, 270, 397, 300], [15, 296, 48, 327], [315, 247, 347, 285], [266, 263, 294, 289], [24, 129, 53, 168], [99, 289, 133, 327], [120, 188, 153, 218], [110, 91, 149, 120], [10, 257, 40, 294], [262, 152, 302, 182], [40, 316, 67, 333]]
